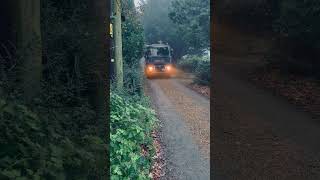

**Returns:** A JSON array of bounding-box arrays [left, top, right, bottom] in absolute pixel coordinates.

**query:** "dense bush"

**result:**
[[272, 0, 320, 77], [177, 55, 201, 73], [110, 92, 157, 180], [0, 97, 107, 179], [195, 57, 210, 85], [178, 55, 210, 85], [122, 2, 145, 66], [123, 63, 144, 96], [115, 0, 145, 95]]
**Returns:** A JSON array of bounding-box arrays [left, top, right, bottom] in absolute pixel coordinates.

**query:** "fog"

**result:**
[[141, 0, 210, 59]]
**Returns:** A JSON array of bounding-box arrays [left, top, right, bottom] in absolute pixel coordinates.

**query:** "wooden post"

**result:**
[[113, 0, 124, 90]]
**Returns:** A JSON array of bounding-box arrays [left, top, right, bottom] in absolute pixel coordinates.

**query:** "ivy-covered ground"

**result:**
[[110, 92, 158, 179]]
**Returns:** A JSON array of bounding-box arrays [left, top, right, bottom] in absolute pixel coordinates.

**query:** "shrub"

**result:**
[[123, 63, 144, 96], [178, 55, 211, 85], [0, 98, 108, 179], [177, 55, 201, 72], [110, 92, 157, 180], [273, 0, 320, 77], [195, 57, 211, 85]]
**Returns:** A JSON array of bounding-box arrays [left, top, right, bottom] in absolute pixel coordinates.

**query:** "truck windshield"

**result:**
[[147, 47, 170, 57], [147, 56, 170, 63]]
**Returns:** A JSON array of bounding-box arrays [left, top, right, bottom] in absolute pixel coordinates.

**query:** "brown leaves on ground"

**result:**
[[150, 130, 165, 180], [250, 67, 320, 118], [176, 69, 210, 98], [143, 81, 165, 179], [188, 83, 210, 98], [156, 80, 210, 159]]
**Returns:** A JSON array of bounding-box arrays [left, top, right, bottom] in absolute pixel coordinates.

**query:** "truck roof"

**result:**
[[146, 44, 170, 48]]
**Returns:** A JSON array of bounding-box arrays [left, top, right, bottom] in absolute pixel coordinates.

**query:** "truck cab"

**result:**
[[144, 43, 174, 78]]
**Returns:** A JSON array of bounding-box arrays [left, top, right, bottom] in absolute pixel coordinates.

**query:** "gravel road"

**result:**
[[147, 78, 210, 180], [213, 23, 320, 179], [213, 60, 320, 180]]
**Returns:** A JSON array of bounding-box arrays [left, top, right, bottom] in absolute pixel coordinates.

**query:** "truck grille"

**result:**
[[155, 65, 165, 71]]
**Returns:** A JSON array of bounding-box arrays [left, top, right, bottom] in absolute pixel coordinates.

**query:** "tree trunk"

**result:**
[[82, 1, 109, 178], [0, 0, 42, 100], [84, 0, 109, 127], [16, 0, 42, 101], [0, 1, 18, 96], [114, 0, 124, 90]]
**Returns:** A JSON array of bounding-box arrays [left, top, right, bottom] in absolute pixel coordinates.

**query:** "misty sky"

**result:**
[[134, 0, 140, 7]]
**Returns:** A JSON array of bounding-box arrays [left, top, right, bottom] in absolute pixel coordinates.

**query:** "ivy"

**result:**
[[110, 92, 157, 179], [0, 97, 107, 179]]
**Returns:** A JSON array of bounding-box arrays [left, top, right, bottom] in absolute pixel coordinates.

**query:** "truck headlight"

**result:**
[[165, 65, 172, 71], [147, 65, 154, 71]]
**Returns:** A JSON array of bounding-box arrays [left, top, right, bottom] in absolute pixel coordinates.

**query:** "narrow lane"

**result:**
[[213, 22, 320, 179], [147, 78, 210, 180], [213, 67, 320, 180]]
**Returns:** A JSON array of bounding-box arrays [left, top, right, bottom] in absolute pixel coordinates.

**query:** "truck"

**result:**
[[144, 42, 174, 79]]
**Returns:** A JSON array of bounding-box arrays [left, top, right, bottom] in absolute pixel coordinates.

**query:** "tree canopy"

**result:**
[[169, 0, 210, 52], [141, 0, 209, 58]]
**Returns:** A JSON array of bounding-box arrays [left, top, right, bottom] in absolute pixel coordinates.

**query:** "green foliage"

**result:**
[[119, 0, 145, 95], [142, 0, 210, 57], [169, 0, 210, 52], [272, 0, 320, 76], [142, 0, 188, 58], [0, 98, 107, 179], [110, 92, 157, 180], [0, 1, 108, 179], [111, 3, 157, 178], [123, 63, 144, 96], [195, 57, 210, 85], [122, 0, 145, 66], [178, 55, 210, 85], [177, 55, 200, 73]]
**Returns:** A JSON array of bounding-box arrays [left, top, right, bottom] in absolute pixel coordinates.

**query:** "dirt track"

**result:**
[[147, 78, 210, 180]]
